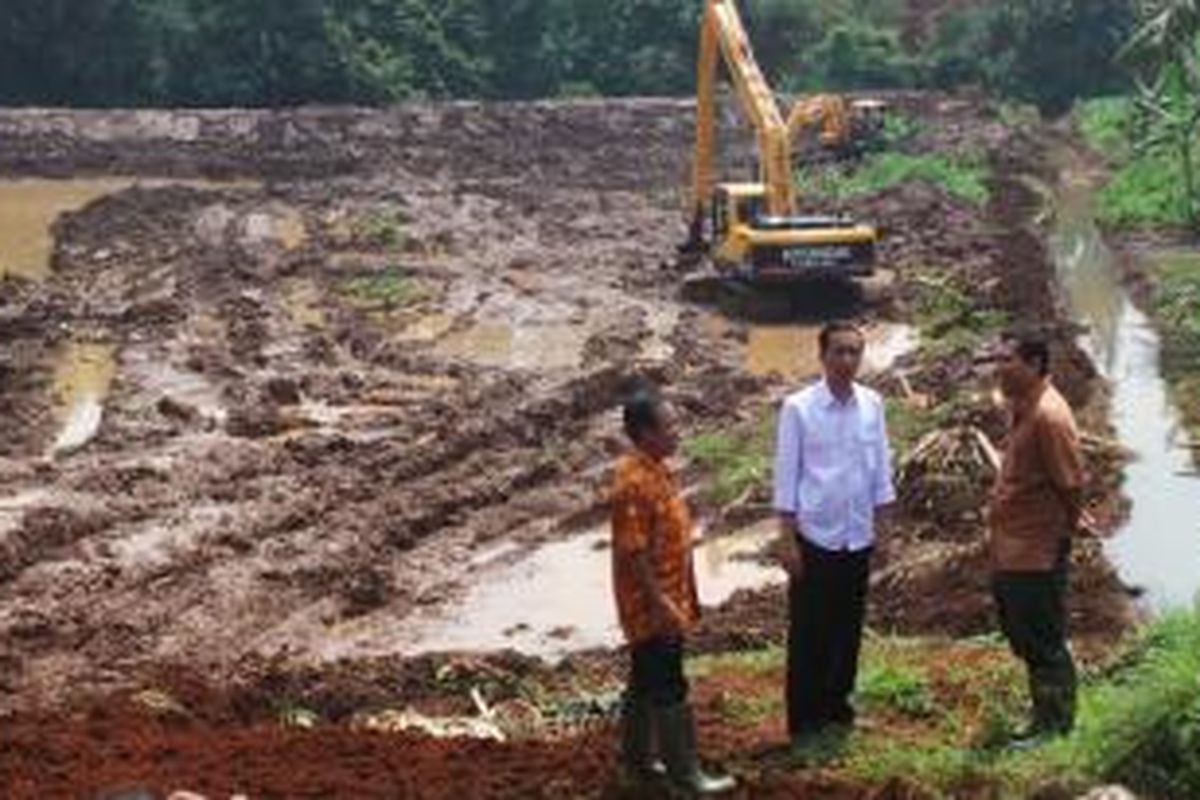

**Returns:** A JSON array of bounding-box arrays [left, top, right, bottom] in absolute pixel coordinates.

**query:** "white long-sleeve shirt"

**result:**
[[772, 380, 896, 552]]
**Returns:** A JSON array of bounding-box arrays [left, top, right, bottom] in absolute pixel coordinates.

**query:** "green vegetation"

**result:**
[[690, 610, 1200, 797], [809, 152, 989, 205], [683, 415, 773, 506], [352, 205, 407, 248], [912, 273, 1009, 361], [0, 1, 1137, 110], [1078, 97, 1187, 227], [341, 266, 422, 310], [858, 662, 934, 718]]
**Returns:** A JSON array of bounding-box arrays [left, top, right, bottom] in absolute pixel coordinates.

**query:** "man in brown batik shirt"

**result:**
[[989, 332, 1093, 748]]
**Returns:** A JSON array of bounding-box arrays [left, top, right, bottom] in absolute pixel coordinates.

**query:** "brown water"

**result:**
[[0, 178, 137, 280], [0, 177, 262, 281], [48, 342, 117, 456], [393, 519, 782, 660], [744, 322, 917, 380], [1051, 160, 1200, 609]]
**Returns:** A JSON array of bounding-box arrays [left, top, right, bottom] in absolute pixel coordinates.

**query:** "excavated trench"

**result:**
[[1051, 150, 1200, 610]]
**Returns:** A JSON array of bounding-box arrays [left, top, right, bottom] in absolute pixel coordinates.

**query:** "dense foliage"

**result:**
[[0, 1, 1135, 110]]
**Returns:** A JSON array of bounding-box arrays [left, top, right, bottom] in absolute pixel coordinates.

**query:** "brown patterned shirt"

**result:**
[[610, 449, 700, 644], [988, 381, 1085, 571]]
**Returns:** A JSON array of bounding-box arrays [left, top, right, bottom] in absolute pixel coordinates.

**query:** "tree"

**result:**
[[1121, 0, 1200, 230]]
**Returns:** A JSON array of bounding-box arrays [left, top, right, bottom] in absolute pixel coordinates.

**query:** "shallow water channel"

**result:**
[[1051, 160, 1200, 610]]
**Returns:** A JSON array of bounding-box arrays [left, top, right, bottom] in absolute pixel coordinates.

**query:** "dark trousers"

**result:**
[[992, 540, 1077, 733], [786, 537, 871, 736], [627, 636, 689, 706]]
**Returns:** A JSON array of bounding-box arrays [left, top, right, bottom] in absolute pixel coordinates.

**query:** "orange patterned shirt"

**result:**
[[610, 449, 700, 645]]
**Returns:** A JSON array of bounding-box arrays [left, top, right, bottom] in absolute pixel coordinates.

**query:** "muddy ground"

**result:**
[[0, 93, 1136, 797]]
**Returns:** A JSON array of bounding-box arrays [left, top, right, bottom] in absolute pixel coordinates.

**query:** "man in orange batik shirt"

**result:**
[[610, 389, 735, 796]]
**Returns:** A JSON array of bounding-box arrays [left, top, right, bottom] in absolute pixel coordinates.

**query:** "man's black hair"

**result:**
[[623, 389, 662, 444], [1003, 330, 1051, 376], [818, 320, 864, 356]]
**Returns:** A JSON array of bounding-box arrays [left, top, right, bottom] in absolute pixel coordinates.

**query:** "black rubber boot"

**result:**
[[619, 693, 667, 784], [654, 702, 736, 796]]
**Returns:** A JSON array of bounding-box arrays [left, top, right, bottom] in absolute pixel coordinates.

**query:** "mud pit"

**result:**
[[0, 95, 1136, 796]]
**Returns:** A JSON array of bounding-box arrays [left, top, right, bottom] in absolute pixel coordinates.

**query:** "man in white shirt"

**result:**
[[772, 320, 896, 743]]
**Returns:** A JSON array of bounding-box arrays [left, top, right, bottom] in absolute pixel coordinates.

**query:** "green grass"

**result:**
[[352, 204, 407, 248], [912, 273, 1009, 362], [686, 646, 783, 680], [858, 662, 935, 718], [1096, 151, 1191, 228], [1076, 96, 1136, 163], [341, 266, 423, 310], [1076, 97, 1192, 228], [807, 151, 989, 204], [688, 611, 1200, 797], [683, 415, 773, 505]]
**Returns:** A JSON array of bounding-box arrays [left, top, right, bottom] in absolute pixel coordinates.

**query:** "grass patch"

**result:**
[[689, 613, 1200, 797], [912, 273, 1009, 362], [341, 266, 422, 310], [687, 646, 783, 680], [352, 204, 407, 248], [807, 151, 988, 204], [1096, 151, 1190, 229], [1076, 96, 1135, 163], [683, 415, 773, 505], [858, 663, 935, 718], [1076, 97, 1191, 228]]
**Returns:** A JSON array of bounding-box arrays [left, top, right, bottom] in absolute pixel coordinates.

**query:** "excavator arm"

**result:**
[[692, 0, 795, 221]]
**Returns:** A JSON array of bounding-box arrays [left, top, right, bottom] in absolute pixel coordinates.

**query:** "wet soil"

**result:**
[[0, 93, 1137, 796]]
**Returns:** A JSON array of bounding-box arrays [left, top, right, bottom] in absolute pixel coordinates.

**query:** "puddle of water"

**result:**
[[745, 323, 917, 380], [49, 342, 117, 456], [0, 178, 138, 280], [434, 321, 588, 371], [399, 519, 782, 659], [1051, 162, 1200, 609], [0, 177, 259, 281]]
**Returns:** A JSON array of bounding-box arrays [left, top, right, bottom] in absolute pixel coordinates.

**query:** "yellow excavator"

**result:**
[[788, 93, 888, 162], [683, 0, 878, 280]]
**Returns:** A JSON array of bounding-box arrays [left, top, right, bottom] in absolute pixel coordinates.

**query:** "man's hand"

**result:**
[[776, 514, 804, 579], [650, 596, 688, 636]]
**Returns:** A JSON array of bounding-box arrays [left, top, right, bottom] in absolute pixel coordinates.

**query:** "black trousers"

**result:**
[[627, 636, 689, 706], [786, 537, 871, 736], [992, 539, 1077, 732]]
